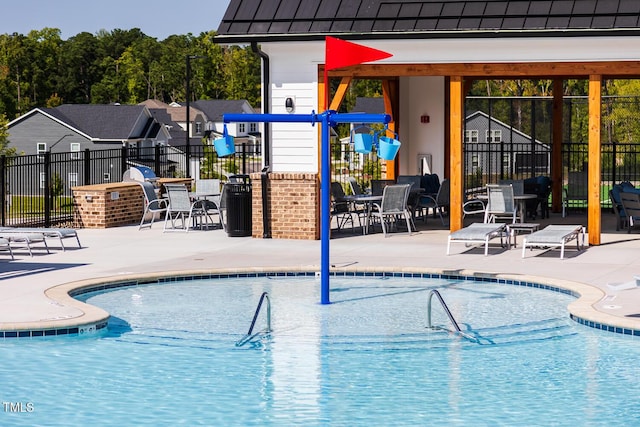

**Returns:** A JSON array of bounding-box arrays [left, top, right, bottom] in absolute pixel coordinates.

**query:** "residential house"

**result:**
[[7, 104, 172, 195], [215, 0, 640, 243], [464, 110, 550, 179]]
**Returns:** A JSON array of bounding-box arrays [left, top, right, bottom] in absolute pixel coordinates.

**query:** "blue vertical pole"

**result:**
[[223, 111, 390, 305], [320, 112, 331, 304]]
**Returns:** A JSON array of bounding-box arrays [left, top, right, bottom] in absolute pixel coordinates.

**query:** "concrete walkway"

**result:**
[[2, 219, 640, 335]]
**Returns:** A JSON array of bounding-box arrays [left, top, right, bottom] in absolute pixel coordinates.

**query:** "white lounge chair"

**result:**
[[0, 227, 81, 251], [447, 223, 508, 256], [0, 232, 50, 256], [0, 238, 14, 260], [521, 225, 585, 259]]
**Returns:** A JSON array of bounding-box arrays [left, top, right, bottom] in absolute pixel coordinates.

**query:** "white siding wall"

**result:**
[[263, 43, 321, 173], [399, 76, 446, 178]]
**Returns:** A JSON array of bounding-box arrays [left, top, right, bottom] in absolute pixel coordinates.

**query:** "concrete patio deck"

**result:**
[[2, 211, 640, 336]]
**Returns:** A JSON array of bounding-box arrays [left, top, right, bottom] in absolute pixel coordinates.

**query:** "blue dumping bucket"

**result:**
[[378, 134, 401, 160], [214, 124, 235, 157], [214, 136, 235, 157], [352, 131, 374, 154]]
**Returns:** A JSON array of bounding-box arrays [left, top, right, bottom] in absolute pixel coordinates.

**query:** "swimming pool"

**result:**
[[2, 274, 640, 426]]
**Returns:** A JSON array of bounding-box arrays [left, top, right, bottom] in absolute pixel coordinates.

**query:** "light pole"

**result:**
[[185, 55, 207, 178]]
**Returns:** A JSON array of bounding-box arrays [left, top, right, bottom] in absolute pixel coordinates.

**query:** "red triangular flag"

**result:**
[[325, 36, 392, 70]]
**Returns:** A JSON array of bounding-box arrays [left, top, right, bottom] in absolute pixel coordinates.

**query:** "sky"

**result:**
[[0, 0, 232, 40]]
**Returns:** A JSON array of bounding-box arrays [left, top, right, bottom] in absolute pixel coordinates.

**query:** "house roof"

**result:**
[[351, 97, 385, 114], [216, 0, 640, 43], [191, 99, 254, 121], [43, 104, 151, 140]]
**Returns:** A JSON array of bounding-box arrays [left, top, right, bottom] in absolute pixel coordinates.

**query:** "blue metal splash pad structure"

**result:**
[[224, 110, 392, 304]]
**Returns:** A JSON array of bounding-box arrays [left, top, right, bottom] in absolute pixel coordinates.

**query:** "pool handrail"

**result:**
[[235, 292, 272, 347]]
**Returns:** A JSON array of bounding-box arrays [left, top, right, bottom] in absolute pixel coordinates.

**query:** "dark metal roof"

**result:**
[[351, 97, 385, 113], [44, 104, 150, 140], [216, 0, 640, 42], [191, 99, 253, 121]]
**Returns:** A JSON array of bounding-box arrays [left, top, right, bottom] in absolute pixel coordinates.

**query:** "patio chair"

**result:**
[[163, 183, 211, 232], [418, 178, 450, 224], [484, 184, 518, 224], [138, 181, 169, 230], [563, 171, 588, 217], [194, 178, 221, 206], [619, 191, 640, 233], [609, 187, 627, 231], [462, 198, 486, 219], [347, 176, 366, 196], [371, 179, 395, 196], [330, 181, 361, 232], [370, 183, 414, 237]]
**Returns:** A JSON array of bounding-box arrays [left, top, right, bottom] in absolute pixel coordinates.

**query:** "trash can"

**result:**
[[224, 175, 252, 237]]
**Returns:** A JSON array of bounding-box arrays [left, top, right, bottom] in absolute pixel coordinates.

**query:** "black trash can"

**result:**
[[224, 175, 252, 237]]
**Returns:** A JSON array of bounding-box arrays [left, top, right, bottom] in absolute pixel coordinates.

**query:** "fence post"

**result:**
[[155, 145, 161, 177], [83, 149, 91, 184], [242, 142, 247, 174], [0, 155, 5, 227], [44, 151, 51, 227], [121, 147, 128, 179]]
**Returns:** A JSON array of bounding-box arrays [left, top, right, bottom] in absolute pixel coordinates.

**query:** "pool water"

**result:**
[[2, 275, 640, 426]]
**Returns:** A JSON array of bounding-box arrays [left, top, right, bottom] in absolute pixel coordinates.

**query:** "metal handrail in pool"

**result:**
[[235, 292, 272, 347], [427, 289, 481, 343]]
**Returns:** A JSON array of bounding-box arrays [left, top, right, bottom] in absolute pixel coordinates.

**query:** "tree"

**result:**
[[0, 113, 17, 156]]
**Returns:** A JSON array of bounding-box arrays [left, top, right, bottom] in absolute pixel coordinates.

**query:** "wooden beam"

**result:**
[[449, 76, 464, 232], [382, 79, 399, 179], [551, 79, 563, 213], [588, 75, 602, 246], [327, 61, 640, 79], [329, 77, 352, 111]]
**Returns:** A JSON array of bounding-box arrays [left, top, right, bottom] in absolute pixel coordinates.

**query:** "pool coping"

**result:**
[[1, 265, 636, 338]]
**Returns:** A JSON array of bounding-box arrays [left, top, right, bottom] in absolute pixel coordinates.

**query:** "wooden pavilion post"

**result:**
[[551, 79, 564, 213], [449, 76, 464, 231], [588, 75, 602, 246]]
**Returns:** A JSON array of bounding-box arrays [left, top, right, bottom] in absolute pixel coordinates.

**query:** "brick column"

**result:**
[[251, 172, 320, 240]]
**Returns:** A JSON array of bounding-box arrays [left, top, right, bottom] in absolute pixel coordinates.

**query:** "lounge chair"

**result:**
[[0, 227, 81, 251], [619, 191, 640, 233], [521, 225, 585, 259], [447, 223, 508, 256], [0, 232, 50, 256], [0, 238, 14, 260]]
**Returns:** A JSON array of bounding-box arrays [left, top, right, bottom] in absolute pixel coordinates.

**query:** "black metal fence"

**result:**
[[6, 96, 640, 226], [1, 143, 262, 227]]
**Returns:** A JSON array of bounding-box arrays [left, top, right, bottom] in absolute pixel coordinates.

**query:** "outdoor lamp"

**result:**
[[285, 97, 295, 113]]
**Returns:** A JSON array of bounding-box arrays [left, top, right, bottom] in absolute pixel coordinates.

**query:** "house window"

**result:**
[[37, 143, 47, 159], [471, 154, 479, 169], [249, 122, 258, 133], [465, 130, 478, 143], [502, 153, 511, 171], [70, 143, 81, 159], [238, 123, 246, 133], [39, 172, 45, 189], [486, 130, 502, 143], [68, 172, 78, 188], [195, 121, 203, 134]]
